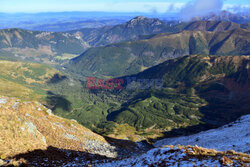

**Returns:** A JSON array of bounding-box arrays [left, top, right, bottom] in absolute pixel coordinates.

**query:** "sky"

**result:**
[[0, 0, 249, 13]]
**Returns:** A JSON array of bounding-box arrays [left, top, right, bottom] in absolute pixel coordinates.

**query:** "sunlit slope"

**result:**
[[0, 60, 58, 101]]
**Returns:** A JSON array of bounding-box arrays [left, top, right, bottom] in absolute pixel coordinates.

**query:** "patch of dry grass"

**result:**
[[163, 145, 250, 166]]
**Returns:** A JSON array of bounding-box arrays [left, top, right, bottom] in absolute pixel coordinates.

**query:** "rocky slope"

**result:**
[[0, 96, 118, 166]]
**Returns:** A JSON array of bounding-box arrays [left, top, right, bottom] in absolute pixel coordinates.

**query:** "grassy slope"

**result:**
[[0, 60, 59, 101]]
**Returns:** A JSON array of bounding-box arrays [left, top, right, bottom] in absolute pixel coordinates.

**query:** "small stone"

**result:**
[[25, 113, 32, 117], [0, 98, 7, 104], [220, 156, 233, 165], [12, 102, 19, 110], [46, 109, 53, 116], [0, 159, 4, 166], [24, 121, 37, 134], [41, 136, 47, 144], [64, 133, 79, 141]]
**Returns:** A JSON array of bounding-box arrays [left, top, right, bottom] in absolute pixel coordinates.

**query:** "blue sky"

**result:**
[[0, 0, 249, 13]]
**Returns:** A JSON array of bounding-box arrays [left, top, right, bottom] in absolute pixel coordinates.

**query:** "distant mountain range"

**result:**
[[1, 16, 249, 66], [68, 27, 250, 77], [193, 11, 250, 24], [30, 19, 127, 32], [0, 12, 148, 31], [184, 20, 250, 31], [70, 16, 183, 47], [1, 10, 249, 31], [69, 17, 250, 48]]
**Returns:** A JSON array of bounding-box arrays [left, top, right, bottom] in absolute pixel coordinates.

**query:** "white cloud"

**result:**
[[223, 4, 250, 13], [180, 0, 224, 21]]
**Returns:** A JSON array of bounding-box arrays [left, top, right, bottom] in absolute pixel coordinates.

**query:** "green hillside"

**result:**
[[110, 55, 249, 133], [54, 55, 250, 140]]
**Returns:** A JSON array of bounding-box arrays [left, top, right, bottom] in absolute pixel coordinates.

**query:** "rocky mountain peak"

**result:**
[[133, 16, 148, 20], [126, 16, 163, 27]]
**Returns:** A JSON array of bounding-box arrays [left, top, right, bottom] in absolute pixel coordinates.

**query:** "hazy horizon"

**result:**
[[1, 0, 249, 14], [1, 0, 249, 31]]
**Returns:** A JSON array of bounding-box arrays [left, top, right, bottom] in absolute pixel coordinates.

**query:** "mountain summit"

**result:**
[[71, 16, 170, 46], [125, 16, 163, 27]]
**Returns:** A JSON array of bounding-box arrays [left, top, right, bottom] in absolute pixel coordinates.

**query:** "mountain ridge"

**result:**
[[68, 28, 250, 77], [70, 16, 182, 47]]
